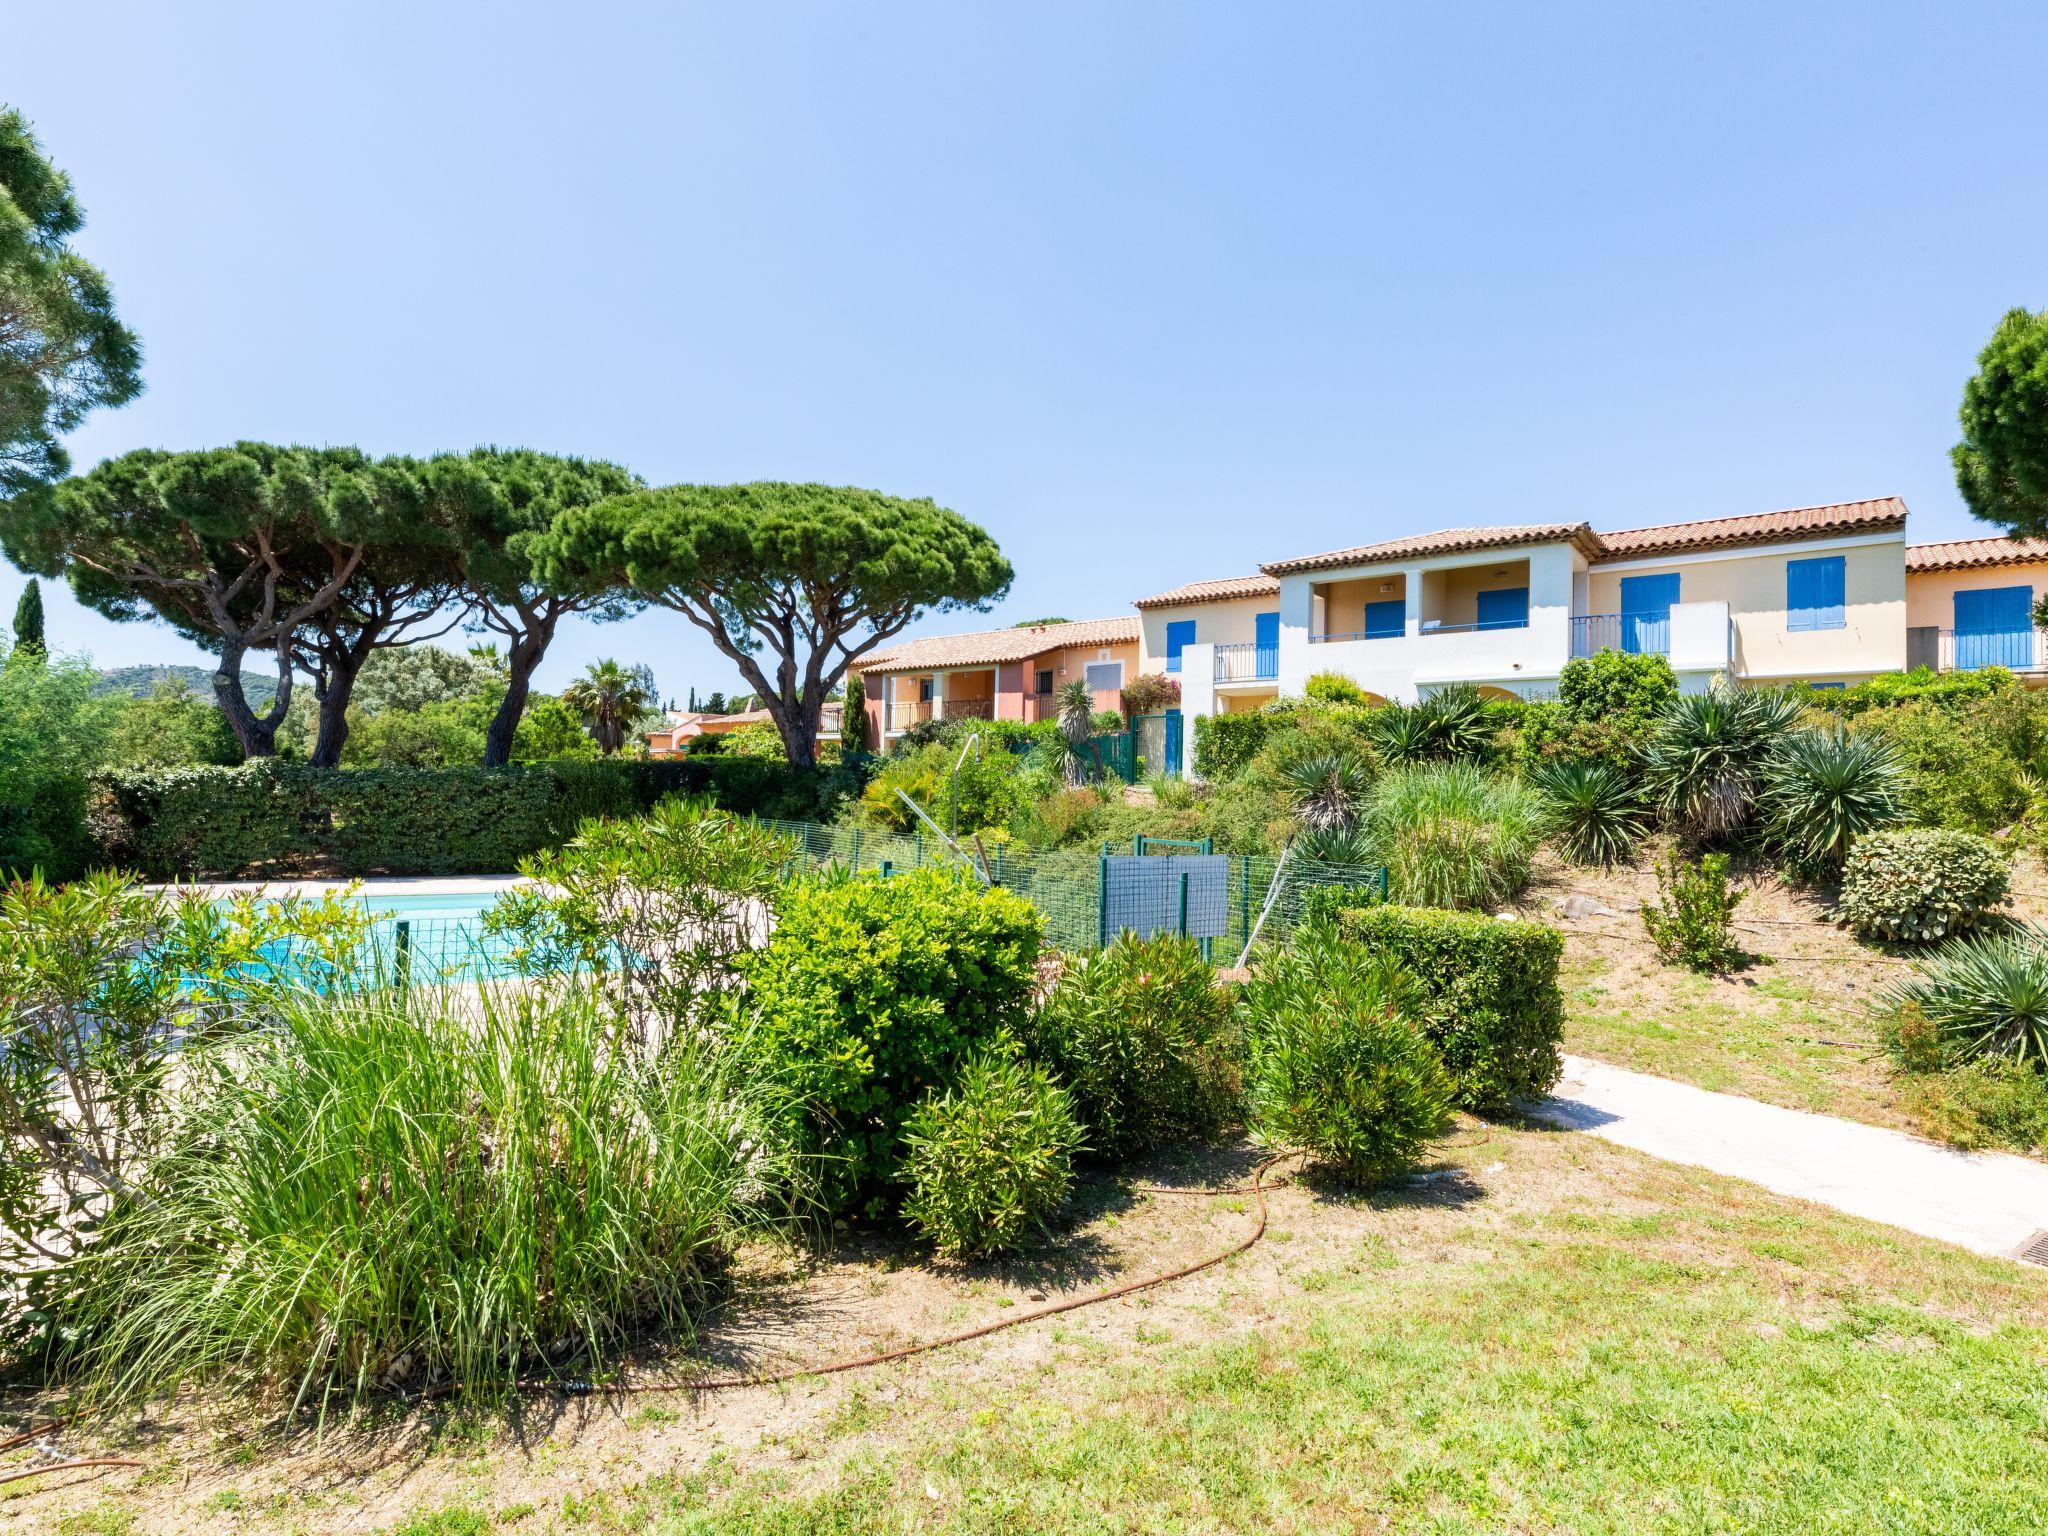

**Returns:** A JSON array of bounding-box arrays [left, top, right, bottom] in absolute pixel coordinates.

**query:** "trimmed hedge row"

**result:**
[[90, 757, 868, 878], [1330, 901, 1565, 1111]]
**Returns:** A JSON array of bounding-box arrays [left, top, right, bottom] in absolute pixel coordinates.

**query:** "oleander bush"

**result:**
[[901, 1051, 1083, 1257], [89, 757, 866, 878], [735, 864, 1043, 1215], [70, 982, 792, 1407], [1325, 902, 1565, 1111], [1838, 828, 2011, 944], [1361, 761, 1539, 910], [1027, 932, 1243, 1159], [1240, 919, 1452, 1185], [1642, 853, 1742, 971]]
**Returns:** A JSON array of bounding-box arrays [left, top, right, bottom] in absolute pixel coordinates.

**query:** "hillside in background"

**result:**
[[94, 664, 277, 708]]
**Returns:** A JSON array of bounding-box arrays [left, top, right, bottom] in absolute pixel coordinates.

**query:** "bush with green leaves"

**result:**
[[1526, 758, 1649, 865], [1368, 683, 1495, 765], [1884, 927, 2048, 1071], [1324, 901, 1565, 1111], [1304, 671, 1371, 706], [1361, 761, 1539, 910], [0, 648, 115, 879], [90, 757, 867, 878], [1644, 688, 1804, 844], [1642, 853, 1742, 971], [1240, 919, 1453, 1184], [1194, 706, 1297, 781], [1027, 932, 1242, 1159], [1838, 828, 2010, 944], [859, 740, 1028, 835], [1850, 687, 2048, 835], [1557, 649, 1678, 728], [1759, 726, 1906, 876], [1799, 665, 2016, 719], [901, 1051, 1082, 1257], [735, 865, 1043, 1214], [72, 982, 790, 1407]]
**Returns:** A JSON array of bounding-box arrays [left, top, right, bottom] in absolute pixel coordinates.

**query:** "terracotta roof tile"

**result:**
[[1595, 498, 1906, 560], [854, 616, 1141, 675], [1906, 536, 2048, 573], [1133, 574, 1281, 609], [1261, 523, 1600, 576]]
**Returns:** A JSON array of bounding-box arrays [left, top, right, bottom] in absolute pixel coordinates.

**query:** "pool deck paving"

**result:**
[[1535, 1054, 2048, 1263]]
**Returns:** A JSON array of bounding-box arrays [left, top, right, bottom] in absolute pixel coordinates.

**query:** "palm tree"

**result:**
[[1056, 679, 1095, 785], [562, 659, 654, 756]]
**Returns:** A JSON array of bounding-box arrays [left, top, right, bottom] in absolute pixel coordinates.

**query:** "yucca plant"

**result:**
[[1759, 725, 1907, 875], [1368, 703, 1442, 764], [1643, 687, 1804, 844], [1886, 928, 2048, 1070], [1055, 679, 1095, 785], [1526, 758, 1650, 865], [1279, 748, 1373, 834], [1366, 683, 1494, 765]]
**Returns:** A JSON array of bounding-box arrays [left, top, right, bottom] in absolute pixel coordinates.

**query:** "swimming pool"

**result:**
[[249, 887, 533, 986]]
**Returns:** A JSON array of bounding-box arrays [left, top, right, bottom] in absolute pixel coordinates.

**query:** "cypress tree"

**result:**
[[11, 579, 45, 657]]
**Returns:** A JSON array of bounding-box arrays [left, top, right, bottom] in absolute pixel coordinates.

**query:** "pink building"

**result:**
[[853, 617, 1142, 744]]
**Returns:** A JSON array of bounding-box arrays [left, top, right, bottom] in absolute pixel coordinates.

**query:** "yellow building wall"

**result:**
[[1586, 540, 1906, 681], [1317, 574, 1406, 636], [1905, 562, 2048, 629], [1431, 561, 1533, 627], [1138, 598, 1278, 670]]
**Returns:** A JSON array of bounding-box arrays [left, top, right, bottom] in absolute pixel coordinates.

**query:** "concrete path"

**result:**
[[1533, 1055, 2048, 1262]]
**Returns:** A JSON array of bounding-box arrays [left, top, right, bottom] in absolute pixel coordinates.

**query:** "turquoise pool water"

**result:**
[[251, 887, 528, 985]]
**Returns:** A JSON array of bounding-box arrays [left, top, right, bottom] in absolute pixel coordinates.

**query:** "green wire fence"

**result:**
[[750, 817, 1386, 961]]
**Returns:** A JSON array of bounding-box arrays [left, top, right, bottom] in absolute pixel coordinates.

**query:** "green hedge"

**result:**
[[90, 758, 868, 878], [1193, 708, 1294, 781], [1331, 902, 1565, 1111]]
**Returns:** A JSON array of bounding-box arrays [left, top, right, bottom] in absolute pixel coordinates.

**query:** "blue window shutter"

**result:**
[[1253, 612, 1279, 679], [1165, 619, 1195, 672], [1364, 599, 1405, 639], [1787, 556, 1846, 632], [1475, 587, 1529, 630]]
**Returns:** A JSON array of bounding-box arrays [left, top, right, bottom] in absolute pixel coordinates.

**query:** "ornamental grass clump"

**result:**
[[1240, 920, 1453, 1186], [1362, 761, 1539, 910], [71, 981, 792, 1411], [1027, 932, 1242, 1160], [1838, 828, 2010, 944], [901, 1051, 1083, 1258]]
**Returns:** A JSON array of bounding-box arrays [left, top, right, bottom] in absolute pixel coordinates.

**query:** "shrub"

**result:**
[[1642, 853, 1742, 971], [1240, 920, 1453, 1184], [487, 797, 796, 1028], [1304, 672, 1370, 706], [1027, 933, 1242, 1159], [1361, 761, 1539, 910], [1885, 928, 2048, 1070], [1278, 748, 1373, 834], [0, 650, 112, 880], [735, 865, 1043, 1213], [1849, 686, 2048, 834], [89, 758, 866, 878], [1644, 688, 1804, 844], [901, 1051, 1082, 1257], [1526, 758, 1649, 865], [1120, 671, 1181, 717], [1194, 708, 1295, 781], [1328, 902, 1565, 1111], [1556, 649, 1678, 730], [72, 984, 789, 1406], [1838, 828, 2010, 944], [1893, 1058, 2048, 1154], [1801, 665, 2016, 718], [1759, 726, 1907, 876], [860, 741, 1026, 835]]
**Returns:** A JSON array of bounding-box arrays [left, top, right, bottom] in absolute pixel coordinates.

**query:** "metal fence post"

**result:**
[[1177, 871, 1190, 937], [1097, 844, 1110, 949], [1239, 857, 1251, 951], [395, 919, 412, 988], [852, 827, 862, 871]]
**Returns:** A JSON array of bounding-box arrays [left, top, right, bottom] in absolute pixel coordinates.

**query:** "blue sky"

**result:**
[[8, 1, 2048, 701]]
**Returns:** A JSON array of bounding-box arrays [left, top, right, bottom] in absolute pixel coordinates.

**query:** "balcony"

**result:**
[[1570, 612, 1670, 659], [1214, 641, 1279, 683], [1938, 629, 2048, 673]]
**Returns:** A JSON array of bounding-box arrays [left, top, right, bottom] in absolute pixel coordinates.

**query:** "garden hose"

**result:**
[[496, 1147, 1307, 1400]]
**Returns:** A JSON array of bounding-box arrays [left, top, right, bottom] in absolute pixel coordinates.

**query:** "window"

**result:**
[[1084, 661, 1124, 694], [1363, 599, 1404, 639], [1034, 668, 1054, 696], [1809, 681, 1846, 691], [918, 678, 933, 702], [1164, 619, 1195, 673], [1475, 587, 1529, 631], [1786, 556, 1846, 632]]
